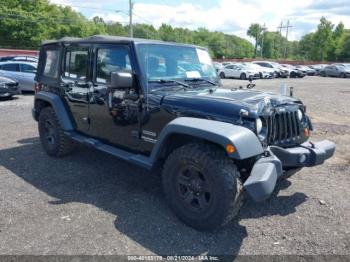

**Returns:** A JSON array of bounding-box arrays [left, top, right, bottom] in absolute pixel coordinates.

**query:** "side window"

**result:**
[[20, 64, 36, 73], [43, 50, 59, 78], [64, 47, 89, 80], [96, 46, 131, 83], [1, 63, 19, 72]]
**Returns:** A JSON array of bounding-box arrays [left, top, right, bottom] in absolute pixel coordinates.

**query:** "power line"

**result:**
[[53, 2, 128, 13]]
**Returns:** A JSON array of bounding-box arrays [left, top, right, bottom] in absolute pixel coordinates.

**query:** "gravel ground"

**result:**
[[0, 77, 349, 256]]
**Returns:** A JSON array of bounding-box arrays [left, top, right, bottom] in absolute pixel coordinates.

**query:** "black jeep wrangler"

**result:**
[[33, 35, 335, 230]]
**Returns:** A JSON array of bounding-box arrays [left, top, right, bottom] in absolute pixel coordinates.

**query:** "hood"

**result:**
[[0, 76, 17, 84], [156, 88, 301, 121]]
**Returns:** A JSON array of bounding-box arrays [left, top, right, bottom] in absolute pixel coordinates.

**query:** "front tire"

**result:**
[[38, 107, 75, 157], [162, 143, 243, 231], [219, 72, 225, 79]]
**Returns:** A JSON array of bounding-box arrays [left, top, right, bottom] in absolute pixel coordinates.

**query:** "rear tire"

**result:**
[[240, 73, 246, 80], [38, 107, 75, 157], [162, 143, 243, 231]]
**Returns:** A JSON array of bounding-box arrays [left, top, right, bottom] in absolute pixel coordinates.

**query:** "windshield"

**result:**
[[136, 44, 218, 85]]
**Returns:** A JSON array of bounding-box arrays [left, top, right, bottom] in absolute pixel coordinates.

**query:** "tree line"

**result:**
[[0, 0, 349, 62], [248, 18, 350, 62]]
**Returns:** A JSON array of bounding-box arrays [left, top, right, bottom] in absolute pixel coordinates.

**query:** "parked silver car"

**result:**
[[0, 61, 37, 92], [320, 64, 350, 78]]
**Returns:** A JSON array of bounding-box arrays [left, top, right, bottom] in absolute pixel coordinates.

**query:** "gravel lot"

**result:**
[[0, 77, 349, 256]]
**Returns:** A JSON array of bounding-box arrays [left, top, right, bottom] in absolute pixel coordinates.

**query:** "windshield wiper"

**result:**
[[148, 79, 191, 91], [184, 78, 218, 86]]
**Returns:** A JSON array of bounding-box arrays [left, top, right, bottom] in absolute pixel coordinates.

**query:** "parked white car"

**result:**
[[252, 61, 289, 78], [213, 62, 223, 72], [0, 61, 37, 92], [240, 62, 275, 79], [218, 63, 261, 80]]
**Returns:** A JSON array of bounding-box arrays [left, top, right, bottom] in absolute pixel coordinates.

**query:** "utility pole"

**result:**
[[260, 23, 267, 58], [277, 21, 284, 58], [277, 21, 292, 59], [129, 0, 134, 38], [284, 20, 293, 58]]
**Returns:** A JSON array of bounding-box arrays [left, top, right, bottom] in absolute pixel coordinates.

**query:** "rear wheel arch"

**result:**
[[34, 99, 51, 120]]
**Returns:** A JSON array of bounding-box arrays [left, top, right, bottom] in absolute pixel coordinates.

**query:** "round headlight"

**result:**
[[256, 118, 263, 134], [297, 109, 303, 121]]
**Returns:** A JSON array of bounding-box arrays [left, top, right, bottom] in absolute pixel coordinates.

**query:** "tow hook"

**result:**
[[264, 150, 270, 157]]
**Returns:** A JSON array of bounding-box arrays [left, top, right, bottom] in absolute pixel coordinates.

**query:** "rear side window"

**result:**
[[20, 64, 36, 73], [64, 47, 89, 80], [1, 63, 19, 72], [43, 50, 59, 78]]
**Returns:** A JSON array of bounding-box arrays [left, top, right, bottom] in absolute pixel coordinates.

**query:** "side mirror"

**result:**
[[109, 71, 133, 89]]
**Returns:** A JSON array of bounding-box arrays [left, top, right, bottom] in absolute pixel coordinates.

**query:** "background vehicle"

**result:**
[[309, 64, 327, 75], [320, 64, 350, 78], [218, 63, 260, 79], [281, 64, 306, 78], [221, 61, 234, 66], [33, 36, 335, 231], [252, 61, 288, 78], [213, 62, 223, 72], [240, 62, 274, 79], [295, 65, 316, 76], [0, 76, 19, 98], [0, 55, 38, 63], [0, 61, 37, 92]]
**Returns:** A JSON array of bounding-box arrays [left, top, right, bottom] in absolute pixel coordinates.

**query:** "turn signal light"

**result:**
[[226, 144, 235, 154], [34, 82, 40, 93], [304, 128, 310, 137]]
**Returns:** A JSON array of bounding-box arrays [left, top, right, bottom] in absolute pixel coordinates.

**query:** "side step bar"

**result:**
[[65, 131, 153, 170]]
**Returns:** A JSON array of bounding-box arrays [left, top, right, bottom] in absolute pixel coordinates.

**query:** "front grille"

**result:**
[[266, 110, 301, 145], [6, 82, 18, 89]]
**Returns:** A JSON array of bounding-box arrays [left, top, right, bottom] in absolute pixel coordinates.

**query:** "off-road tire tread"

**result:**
[[38, 107, 74, 157], [162, 143, 243, 230]]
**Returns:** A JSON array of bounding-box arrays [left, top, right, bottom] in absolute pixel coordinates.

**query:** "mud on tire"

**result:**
[[38, 107, 75, 157], [162, 143, 243, 231]]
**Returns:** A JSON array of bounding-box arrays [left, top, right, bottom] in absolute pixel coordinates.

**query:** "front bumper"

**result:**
[[0, 87, 20, 97], [244, 140, 335, 201]]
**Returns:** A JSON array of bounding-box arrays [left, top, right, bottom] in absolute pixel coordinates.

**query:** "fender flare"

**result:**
[[33, 91, 74, 131], [149, 117, 264, 162]]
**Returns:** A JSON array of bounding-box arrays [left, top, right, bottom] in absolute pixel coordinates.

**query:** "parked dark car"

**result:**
[[309, 64, 327, 75], [0, 76, 19, 98], [32, 36, 335, 231], [295, 65, 316, 76], [281, 64, 306, 78]]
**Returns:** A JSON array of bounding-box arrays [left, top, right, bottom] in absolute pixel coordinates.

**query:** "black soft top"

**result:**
[[42, 35, 205, 49]]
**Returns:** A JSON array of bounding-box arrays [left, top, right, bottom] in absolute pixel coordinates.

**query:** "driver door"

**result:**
[[88, 44, 141, 151]]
